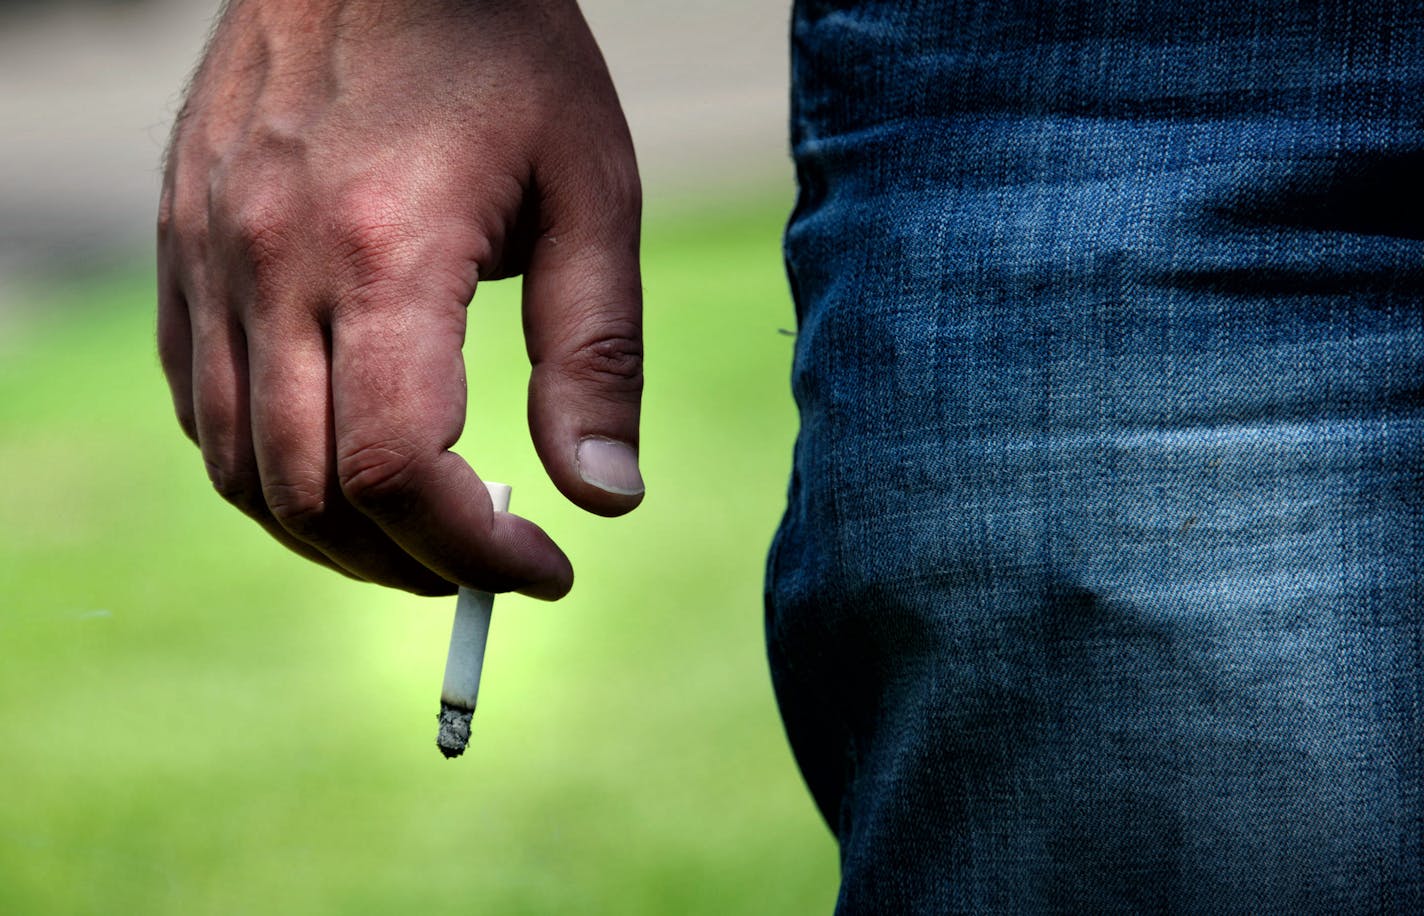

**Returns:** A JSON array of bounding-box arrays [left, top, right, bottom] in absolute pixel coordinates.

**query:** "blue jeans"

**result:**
[[768, 1, 1424, 911]]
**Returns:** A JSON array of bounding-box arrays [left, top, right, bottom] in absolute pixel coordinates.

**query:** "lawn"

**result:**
[[0, 197, 838, 914]]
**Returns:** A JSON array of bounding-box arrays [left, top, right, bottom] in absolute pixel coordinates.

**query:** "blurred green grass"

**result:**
[[0, 198, 837, 914]]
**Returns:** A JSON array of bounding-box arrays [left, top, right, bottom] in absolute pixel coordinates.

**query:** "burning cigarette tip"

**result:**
[[436, 703, 473, 759]]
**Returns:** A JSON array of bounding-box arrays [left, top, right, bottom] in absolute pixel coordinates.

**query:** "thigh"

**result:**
[[769, 1, 1424, 912]]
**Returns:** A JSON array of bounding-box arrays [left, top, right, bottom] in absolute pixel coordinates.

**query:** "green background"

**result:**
[[0, 198, 838, 913]]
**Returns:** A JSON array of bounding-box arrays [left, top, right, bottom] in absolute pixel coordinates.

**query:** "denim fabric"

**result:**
[[767, 1, 1424, 912]]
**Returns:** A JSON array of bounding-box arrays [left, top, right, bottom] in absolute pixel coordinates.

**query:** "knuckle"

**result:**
[[217, 193, 294, 303], [565, 324, 644, 394], [263, 479, 329, 533], [212, 164, 291, 244], [205, 459, 264, 517], [337, 438, 422, 515], [232, 197, 290, 266], [332, 188, 416, 290]]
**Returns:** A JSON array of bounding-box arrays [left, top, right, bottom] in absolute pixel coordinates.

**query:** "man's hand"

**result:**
[[157, 0, 643, 599]]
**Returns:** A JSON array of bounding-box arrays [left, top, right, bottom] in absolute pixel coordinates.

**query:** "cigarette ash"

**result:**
[[436, 703, 473, 759]]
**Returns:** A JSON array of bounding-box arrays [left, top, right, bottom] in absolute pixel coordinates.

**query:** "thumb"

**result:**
[[522, 164, 644, 517]]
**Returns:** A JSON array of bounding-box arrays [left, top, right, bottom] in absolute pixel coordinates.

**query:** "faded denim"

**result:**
[[768, 1, 1424, 912]]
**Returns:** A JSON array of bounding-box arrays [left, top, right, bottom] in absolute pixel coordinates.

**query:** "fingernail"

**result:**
[[576, 437, 644, 496]]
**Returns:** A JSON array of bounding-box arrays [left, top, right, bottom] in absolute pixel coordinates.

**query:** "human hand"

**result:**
[[157, 0, 643, 599]]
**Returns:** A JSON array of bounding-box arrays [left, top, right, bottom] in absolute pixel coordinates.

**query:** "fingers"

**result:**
[[187, 300, 357, 580], [245, 311, 457, 595], [330, 278, 574, 600], [522, 161, 645, 517], [162, 181, 354, 579], [169, 204, 569, 598]]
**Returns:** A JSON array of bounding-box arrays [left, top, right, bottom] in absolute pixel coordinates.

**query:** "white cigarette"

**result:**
[[435, 480, 512, 759]]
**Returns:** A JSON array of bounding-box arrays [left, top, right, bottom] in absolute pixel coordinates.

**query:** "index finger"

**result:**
[[329, 278, 573, 600]]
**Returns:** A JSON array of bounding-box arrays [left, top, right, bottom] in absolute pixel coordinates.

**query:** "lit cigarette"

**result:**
[[435, 480, 512, 759]]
